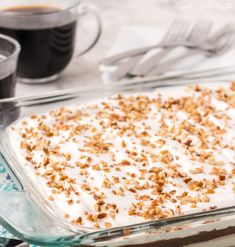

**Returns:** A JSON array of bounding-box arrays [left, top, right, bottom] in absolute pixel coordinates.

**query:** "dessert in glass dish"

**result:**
[[1, 80, 235, 246]]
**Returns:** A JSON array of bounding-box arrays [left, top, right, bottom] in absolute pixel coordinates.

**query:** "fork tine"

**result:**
[[173, 20, 191, 42], [209, 24, 235, 43], [224, 39, 235, 51], [188, 20, 213, 42], [161, 19, 190, 44], [161, 19, 181, 43], [207, 32, 235, 56], [218, 34, 235, 52], [217, 33, 234, 47]]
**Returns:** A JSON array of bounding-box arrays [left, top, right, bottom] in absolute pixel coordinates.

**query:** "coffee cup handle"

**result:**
[[75, 4, 102, 57]]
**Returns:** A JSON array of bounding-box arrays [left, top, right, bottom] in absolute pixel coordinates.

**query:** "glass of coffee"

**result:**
[[0, 0, 101, 84], [0, 34, 20, 99]]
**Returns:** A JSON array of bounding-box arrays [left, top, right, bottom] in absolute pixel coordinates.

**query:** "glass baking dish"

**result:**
[[1, 76, 235, 247]]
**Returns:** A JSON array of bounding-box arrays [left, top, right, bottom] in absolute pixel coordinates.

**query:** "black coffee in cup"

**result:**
[[0, 34, 20, 125], [0, 34, 19, 100], [0, 54, 16, 99], [0, 5, 77, 81]]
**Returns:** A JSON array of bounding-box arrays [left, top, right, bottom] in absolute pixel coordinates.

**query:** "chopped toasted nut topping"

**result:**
[[97, 212, 107, 219], [10, 82, 235, 229], [104, 222, 112, 228]]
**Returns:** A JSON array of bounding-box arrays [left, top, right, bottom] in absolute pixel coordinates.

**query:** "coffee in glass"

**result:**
[[0, 34, 20, 99], [0, 0, 101, 84]]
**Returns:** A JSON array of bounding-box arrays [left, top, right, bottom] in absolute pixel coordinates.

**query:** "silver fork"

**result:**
[[131, 20, 213, 76], [109, 19, 192, 80], [146, 25, 235, 76], [185, 20, 213, 46], [100, 19, 192, 66], [206, 32, 235, 56]]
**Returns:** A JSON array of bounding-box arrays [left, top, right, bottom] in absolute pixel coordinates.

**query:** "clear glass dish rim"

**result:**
[[1, 77, 235, 246]]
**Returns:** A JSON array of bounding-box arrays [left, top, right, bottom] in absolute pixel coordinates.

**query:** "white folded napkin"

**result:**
[[100, 25, 235, 84]]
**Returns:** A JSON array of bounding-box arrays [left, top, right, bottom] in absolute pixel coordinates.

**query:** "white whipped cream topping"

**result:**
[[7, 82, 235, 231]]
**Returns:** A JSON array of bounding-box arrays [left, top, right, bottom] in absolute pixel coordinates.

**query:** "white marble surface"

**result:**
[[15, 0, 235, 97]]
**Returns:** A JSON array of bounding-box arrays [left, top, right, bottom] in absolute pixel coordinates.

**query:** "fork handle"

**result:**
[[100, 44, 164, 65], [146, 49, 201, 76], [100, 42, 211, 67], [130, 47, 175, 76], [110, 54, 144, 80]]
